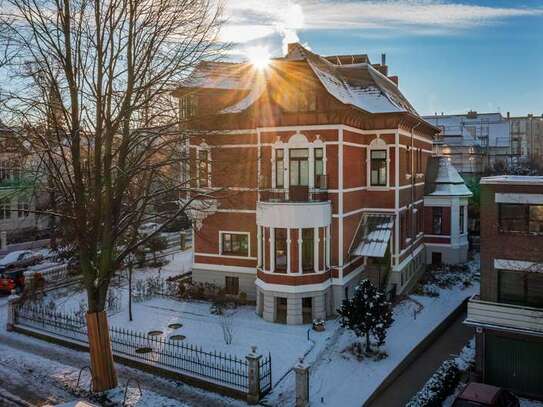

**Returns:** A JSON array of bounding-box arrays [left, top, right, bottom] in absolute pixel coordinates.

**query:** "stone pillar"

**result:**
[[262, 293, 275, 322], [287, 296, 303, 325], [312, 294, 326, 320], [246, 346, 262, 405], [0, 231, 7, 250], [270, 228, 275, 271], [257, 226, 262, 268], [294, 358, 310, 407], [287, 228, 291, 274], [297, 228, 302, 273], [6, 291, 21, 332]]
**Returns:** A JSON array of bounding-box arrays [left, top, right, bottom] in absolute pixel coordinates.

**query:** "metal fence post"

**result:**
[[0, 231, 6, 250], [294, 358, 310, 407], [6, 291, 21, 332], [246, 346, 262, 405]]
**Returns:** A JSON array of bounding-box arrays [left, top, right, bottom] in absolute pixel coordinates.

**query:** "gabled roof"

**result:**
[[425, 156, 472, 197], [286, 43, 417, 115], [180, 43, 419, 116]]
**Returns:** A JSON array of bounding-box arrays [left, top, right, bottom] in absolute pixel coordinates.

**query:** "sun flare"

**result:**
[[246, 46, 271, 70]]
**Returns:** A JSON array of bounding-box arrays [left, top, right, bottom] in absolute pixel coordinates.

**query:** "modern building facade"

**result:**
[[176, 43, 472, 324], [423, 112, 511, 179], [466, 176, 543, 399]]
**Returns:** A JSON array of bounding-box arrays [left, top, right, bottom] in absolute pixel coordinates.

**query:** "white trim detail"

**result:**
[[495, 193, 543, 205], [494, 259, 543, 272], [193, 263, 257, 274], [255, 278, 332, 294]]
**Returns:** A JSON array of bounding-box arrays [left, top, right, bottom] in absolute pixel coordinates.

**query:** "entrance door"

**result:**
[[431, 252, 442, 266], [275, 297, 287, 324], [485, 334, 543, 398], [302, 297, 312, 324]]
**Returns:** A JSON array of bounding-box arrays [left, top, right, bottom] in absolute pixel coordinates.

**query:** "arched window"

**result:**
[[368, 138, 388, 187]]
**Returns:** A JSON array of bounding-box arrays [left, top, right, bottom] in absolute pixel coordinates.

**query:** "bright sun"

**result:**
[[246, 46, 271, 70]]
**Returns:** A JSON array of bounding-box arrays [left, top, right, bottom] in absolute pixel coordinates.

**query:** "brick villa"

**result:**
[[174, 43, 470, 324]]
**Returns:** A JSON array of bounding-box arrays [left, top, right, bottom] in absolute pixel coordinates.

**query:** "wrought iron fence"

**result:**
[[259, 353, 272, 396], [13, 303, 271, 396]]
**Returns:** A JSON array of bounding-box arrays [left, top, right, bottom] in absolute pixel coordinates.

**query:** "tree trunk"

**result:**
[[128, 265, 133, 322], [86, 311, 117, 392]]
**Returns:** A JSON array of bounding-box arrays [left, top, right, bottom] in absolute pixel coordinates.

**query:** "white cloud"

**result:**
[[221, 0, 543, 51]]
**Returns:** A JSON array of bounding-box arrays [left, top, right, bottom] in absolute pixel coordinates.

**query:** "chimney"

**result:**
[[381, 53, 386, 66], [287, 43, 298, 55], [507, 111, 510, 119]]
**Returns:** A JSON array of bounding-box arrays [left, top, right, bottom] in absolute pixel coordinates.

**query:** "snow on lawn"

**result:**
[[107, 297, 335, 383], [267, 264, 480, 406]]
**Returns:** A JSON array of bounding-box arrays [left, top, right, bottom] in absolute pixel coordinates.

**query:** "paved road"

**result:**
[[367, 309, 473, 407]]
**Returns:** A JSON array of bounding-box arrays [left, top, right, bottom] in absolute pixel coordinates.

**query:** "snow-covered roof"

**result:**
[[182, 61, 253, 90], [182, 43, 418, 116], [425, 156, 472, 197], [351, 214, 394, 258], [480, 175, 543, 185], [288, 43, 417, 115]]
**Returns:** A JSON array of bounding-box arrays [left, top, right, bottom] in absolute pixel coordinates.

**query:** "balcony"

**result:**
[[259, 186, 328, 203], [466, 295, 543, 335]]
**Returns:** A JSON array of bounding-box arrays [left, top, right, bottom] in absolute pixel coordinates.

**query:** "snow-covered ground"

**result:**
[[267, 259, 480, 406]]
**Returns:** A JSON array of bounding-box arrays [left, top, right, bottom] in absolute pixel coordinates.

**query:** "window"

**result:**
[[180, 94, 198, 120], [275, 149, 284, 188], [529, 205, 543, 233], [370, 150, 387, 186], [221, 233, 248, 256], [274, 228, 287, 272], [314, 148, 324, 187], [499, 270, 543, 307], [459, 206, 465, 234], [0, 198, 10, 220], [17, 199, 29, 218], [499, 204, 543, 233], [289, 149, 309, 186], [0, 161, 9, 183], [302, 228, 314, 272], [198, 149, 209, 188], [432, 207, 443, 235], [225, 276, 239, 295]]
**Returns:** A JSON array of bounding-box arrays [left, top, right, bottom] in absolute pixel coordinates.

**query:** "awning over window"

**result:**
[[351, 214, 394, 258]]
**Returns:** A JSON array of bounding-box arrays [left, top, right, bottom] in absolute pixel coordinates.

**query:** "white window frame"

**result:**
[[196, 142, 211, 189], [219, 231, 251, 258], [271, 133, 326, 190], [367, 137, 390, 190]]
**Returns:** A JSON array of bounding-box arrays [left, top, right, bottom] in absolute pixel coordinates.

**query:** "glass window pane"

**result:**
[[302, 228, 314, 271], [529, 205, 543, 233], [290, 161, 299, 185], [527, 273, 543, 307], [300, 161, 309, 185], [290, 149, 309, 158], [315, 148, 323, 158], [275, 229, 287, 271], [371, 150, 386, 159], [499, 270, 525, 305]]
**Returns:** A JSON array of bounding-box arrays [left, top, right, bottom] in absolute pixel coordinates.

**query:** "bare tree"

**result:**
[[0, 0, 223, 392]]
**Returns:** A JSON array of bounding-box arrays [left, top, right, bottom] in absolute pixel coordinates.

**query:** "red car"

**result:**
[[452, 383, 519, 407], [0, 269, 26, 293]]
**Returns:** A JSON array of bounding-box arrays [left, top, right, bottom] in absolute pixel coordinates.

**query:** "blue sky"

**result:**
[[222, 0, 543, 116]]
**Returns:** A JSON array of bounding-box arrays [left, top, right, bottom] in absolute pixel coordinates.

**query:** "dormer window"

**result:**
[[370, 150, 387, 186]]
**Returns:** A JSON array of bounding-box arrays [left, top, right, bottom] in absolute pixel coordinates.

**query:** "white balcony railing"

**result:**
[[466, 295, 543, 335]]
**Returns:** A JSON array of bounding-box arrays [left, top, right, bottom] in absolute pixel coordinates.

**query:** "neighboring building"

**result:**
[[423, 112, 511, 179], [466, 176, 543, 399], [423, 156, 472, 265], [508, 113, 543, 163], [175, 43, 471, 324], [0, 124, 44, 242]]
